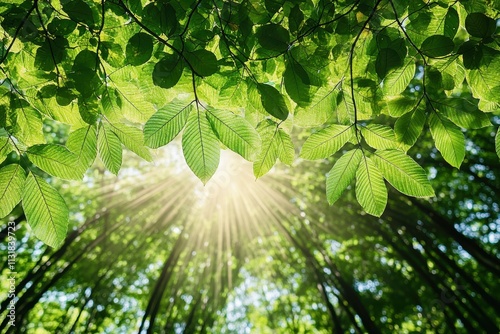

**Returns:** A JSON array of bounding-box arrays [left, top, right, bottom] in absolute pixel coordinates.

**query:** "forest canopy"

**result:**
[[0, 0, 499, 271]]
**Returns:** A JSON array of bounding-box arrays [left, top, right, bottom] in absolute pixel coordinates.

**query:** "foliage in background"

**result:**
[[0, 1, 499, 246]]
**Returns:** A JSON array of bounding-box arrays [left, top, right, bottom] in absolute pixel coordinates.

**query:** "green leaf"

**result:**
[[386, 97, 418, 117], [465, 12, 497, 38], [97, 124, 122, 175], [376, 48, 403, 78], [382, 61, 415, 96], [182, 111, 220, 184], [256, 24, 290, 52], [206, 108, 261, 161], [276, 128, 294, 165], [394, 106, 426, 151], [108, 123, 152, 161], [429, 113, 465, 168], [284, 60, 310, 106], [15, 108, 45, 146], [22, 173, 69, 248], [433, 98, 490, 129], [356, 156, 387, 217], [300, 125, 354, 160], [496, 128, 500, 159], [257, 83, 289, 121], [126, 32, 154, 66], [62, 0, 96, 29], [326, 149, 362, 205], [253, 121, 279, 178], [27, 144, 83, 180], [361, 124, 398, 150], [289, 5, 304, 33], [66, 126, 97, 171], [373, 149, 435, 197], [152, 54, 184, 89], [144, 100, 193, 148], [294, 87, 336, 127], [444, 7, 459, 38], [184, 49, 218, 77], [0, 164, 26, 218], [0, 137, 12, 164], [420, 35, 454, 57]]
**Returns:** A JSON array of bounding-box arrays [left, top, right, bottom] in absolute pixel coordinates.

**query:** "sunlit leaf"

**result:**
[[0, 137, 12, 164], [207, 108, 261, 161], [144, 100, 193, 148], [429, 113, 465, 168], [182, 111, 220, 184], [383, 61, 415, 96], [326, 149, 362, 205], [27, 144, 84, 180], [97, 124, 122, 175], [0, 164, 26, 218], [15, 108, 45, 146], [361, 124, 398, 150], [394, 106, 426, 151], [356, 156, 387, 217], [373, 149, 435, 197], [66, 125, 97, 171], [276, 128, 294, 165], [300, 124, 354, 160], [109, 123, 152, 161], [22, 173, 69, 248], [253, 121, 279, 178]]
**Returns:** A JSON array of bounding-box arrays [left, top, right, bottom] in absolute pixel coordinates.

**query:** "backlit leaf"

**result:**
[[496, 128, 500, 159], [22, 173, 69, 248], [276, 128, 294, 165], [356, 156, 387, 217], [373, 149, 435, 197], [108, 123, 152, 161], [182, 111, 220, 184], [27, 144, 83, 180], [326, 149, 362, 205], [429, 113, 465, 168], [383, 61, 415, 96], [0, 164, 26, 218], [253, 121, 279, 178], [207, 108, 261, 161], [394, 106, 426, 151], [98, 124, 122, 175], [300, 124, 354, 160], [66, 125, 97, 171], [361, 124, 398, 150], [144, 100, 193, 148]]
